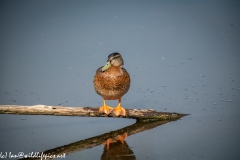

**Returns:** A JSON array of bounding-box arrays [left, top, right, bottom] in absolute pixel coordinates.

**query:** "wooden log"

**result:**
[[0, 104, 188, 159], [0, 105, 187, 122]]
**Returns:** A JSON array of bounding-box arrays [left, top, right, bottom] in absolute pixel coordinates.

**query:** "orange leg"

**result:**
[[102, 138, 116, 150], [112, 98, 126, 116], [115, 132, 128, 144], [102, 132, 128, 150], [99, 99, 113, 115]]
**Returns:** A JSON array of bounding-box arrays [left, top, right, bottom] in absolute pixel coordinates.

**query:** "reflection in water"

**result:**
[[102, 132, 128, 149], [19, 114, 186, 160], [101, 132, 136, 160]]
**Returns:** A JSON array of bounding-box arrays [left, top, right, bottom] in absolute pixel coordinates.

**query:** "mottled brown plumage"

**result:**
[[93, 52, 130, 116]]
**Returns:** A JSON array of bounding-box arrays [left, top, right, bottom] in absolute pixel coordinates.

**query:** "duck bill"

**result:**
[[101, 62, 111, 71]]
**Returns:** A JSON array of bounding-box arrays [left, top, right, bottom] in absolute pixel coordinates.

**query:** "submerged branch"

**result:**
[[0, 105, 186, 122]]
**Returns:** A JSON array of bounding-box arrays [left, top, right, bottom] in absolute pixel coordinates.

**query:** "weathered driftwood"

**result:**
[[20, 114, 187, 160], [0, 105, 186, 122], [0, 104, 188, 159]]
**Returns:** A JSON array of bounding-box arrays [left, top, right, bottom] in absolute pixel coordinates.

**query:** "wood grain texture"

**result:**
[[0, 105, 187, 122]]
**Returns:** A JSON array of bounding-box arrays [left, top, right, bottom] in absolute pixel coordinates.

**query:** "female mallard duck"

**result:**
[[93, 52, 130, 116]]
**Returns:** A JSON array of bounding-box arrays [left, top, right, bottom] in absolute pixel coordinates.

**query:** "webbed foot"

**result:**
[[112, 104, 126, 116], [99, 99, 113, 115]]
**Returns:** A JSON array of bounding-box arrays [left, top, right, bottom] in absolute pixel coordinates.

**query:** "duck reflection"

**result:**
[[20, 115, 187, 160], [101, 132, 136, 160]]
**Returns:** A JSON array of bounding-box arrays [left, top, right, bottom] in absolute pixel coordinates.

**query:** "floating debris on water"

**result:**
[[226, 100, 233, 102]]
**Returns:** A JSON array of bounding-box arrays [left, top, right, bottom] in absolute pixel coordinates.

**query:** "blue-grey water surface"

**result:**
[[0, 0, 240, 159]]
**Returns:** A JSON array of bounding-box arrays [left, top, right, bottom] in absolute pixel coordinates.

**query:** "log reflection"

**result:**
[[21, 114, 187, 160]]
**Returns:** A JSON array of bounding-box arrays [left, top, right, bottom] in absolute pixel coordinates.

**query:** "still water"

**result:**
[[0, 0, 240, 159]]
